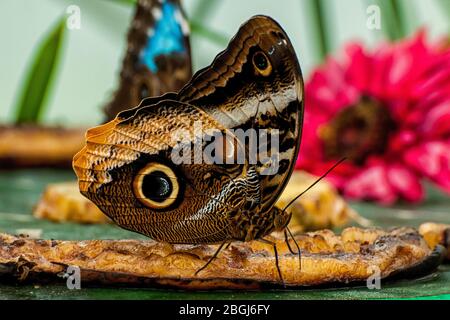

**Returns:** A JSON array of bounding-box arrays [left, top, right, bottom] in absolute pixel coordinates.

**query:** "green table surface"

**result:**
[[0, 169, 449, 300]]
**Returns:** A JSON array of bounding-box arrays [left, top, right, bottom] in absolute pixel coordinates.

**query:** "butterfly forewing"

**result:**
[[178, 16, 304, 214]]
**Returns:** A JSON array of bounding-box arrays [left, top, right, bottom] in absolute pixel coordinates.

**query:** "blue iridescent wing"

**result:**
[[104, 0, 192, 121]]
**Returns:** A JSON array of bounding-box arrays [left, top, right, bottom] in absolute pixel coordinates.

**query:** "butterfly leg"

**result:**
[[195, 241, 228, 276], [284, 229, 296, 255], [286, 227, 302, 271], [258, 238, 284, 286]]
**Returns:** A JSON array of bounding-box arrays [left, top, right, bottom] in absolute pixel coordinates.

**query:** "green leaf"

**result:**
[[14, 17, 66, 124], [102, 0, 136, 6], [436, 0, 450, 22], [191, 0, 221, 23], [373, 0, 409, 41], [190, 20, 229, 47], [304, 0, 332, 63], [189, 0, 228, 47]]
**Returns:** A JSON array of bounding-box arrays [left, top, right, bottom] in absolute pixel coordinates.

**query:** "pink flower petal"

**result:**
[[388, 130, 417, 154], [369, 48, 394, 97], [345, 43, 371, 90], [404, 141, 450, 194], [307, 61, 359, 114], [421, 101, 450, 137], [386, 164, 424, 202], [343, 164, 397, 205], [413, 57, 450, 98]]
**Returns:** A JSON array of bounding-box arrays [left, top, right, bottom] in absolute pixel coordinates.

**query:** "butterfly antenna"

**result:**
[[281, 158, 346, 271], [281, 157, 346, 214]]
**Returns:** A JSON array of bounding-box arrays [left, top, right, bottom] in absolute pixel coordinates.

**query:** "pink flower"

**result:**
[[296, 32, 450, 205]]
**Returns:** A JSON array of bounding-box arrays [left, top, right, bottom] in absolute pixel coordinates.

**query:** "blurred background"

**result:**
[[1, 0, 448, 126]]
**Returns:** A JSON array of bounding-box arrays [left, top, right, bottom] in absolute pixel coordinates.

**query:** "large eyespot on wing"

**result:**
[[132, 162, 182, 210]]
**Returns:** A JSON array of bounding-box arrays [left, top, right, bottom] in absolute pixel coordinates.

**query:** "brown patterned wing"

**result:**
[[178, 15, 305, 214], [74, 100, 249, 244], [74, 15, 304, 245]]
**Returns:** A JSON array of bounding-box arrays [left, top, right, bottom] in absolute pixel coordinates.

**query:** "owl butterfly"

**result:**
[[74, 16, 304, 283], [104, 0, 192, 121]]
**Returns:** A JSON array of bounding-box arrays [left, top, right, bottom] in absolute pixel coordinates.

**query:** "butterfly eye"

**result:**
[[252, 51, 272, 77], [133, 163, 180, 210]]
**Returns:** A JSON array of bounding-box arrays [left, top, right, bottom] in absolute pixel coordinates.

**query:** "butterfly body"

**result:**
[[74, 16, 304, 248]]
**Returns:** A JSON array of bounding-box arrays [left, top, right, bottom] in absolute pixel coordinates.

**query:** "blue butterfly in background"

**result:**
[[140, 1, 187, 73], [104, 0, 192, 121]]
